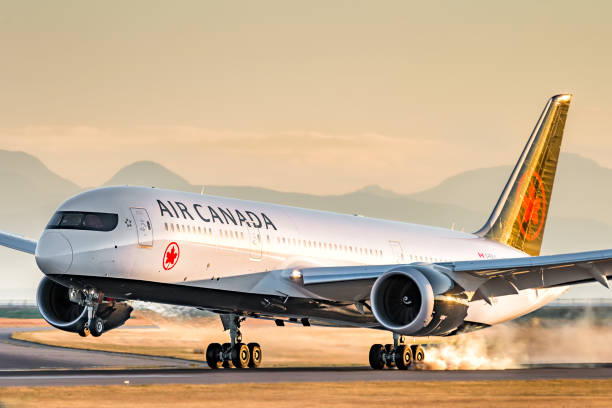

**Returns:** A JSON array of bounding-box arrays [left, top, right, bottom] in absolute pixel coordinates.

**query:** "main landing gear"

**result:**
[[205, 314, 262, 369], [369, 333, 426, 370]]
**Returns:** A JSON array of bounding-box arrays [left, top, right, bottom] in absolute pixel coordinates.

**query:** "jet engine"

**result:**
[[36, 277, 132, 334], [370, 266, 468, 336]]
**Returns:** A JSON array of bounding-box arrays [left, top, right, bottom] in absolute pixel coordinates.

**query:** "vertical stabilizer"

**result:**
[[476, 94, 572, 256]]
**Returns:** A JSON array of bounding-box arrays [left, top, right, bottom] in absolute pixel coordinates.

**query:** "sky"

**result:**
[[1, 1, 612, 193]]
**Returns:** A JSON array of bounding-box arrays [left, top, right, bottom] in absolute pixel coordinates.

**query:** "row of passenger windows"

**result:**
[[165, 222, 245, 240], [275, 236, 383, 257], [164, 222, 383, 257], [163, 222, 449, 262], [409, 255, 448, 263]]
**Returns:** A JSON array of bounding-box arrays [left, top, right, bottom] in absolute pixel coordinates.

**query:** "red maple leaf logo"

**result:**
[[163, 242, 180, 270], [165, 247, 178, 265], [521, 181, 543, 226], [517, 172, 546, 241]]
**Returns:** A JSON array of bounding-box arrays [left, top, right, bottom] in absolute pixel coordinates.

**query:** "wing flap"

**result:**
[[449, 249, 612, 301]]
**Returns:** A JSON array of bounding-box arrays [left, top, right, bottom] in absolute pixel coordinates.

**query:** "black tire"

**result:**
[[222, 343, 232, 368], [395, 345, 412, 370], [231, 343, 250, 369], [206, 343, 222, 369], [90, 317, 105, 337], [412, 345, 425, 363], [248, 343, 262, 368], [384, 344, 395, 368], [369, 344, 385, 370]]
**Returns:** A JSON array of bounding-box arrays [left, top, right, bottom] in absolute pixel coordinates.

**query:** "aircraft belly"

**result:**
[[48, 274, 380, 328]]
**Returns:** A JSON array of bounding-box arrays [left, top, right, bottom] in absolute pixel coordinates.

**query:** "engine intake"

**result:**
[[370, 267, 468, 336], [36, 277, 132, 333]]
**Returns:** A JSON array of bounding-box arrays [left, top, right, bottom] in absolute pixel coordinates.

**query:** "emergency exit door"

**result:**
[[388, 241, 405, 263], [248, 228, 263, 260], [130, 207, 153, 247]]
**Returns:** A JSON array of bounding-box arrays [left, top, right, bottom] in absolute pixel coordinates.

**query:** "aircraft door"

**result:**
[[248, 228, 263, 260], [130, 207, 154, 247], [388, 241, 405, 263]]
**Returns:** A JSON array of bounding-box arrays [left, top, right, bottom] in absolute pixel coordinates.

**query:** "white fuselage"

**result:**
[[35, 186, 567, 331]]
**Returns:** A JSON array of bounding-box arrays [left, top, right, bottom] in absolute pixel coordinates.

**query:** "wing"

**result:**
[[293, 249, 612, 303], [449, 249, 612, 303], [0, 230, 37, 254]]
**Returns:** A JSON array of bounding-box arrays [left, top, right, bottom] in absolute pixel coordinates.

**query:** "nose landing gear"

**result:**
[[205, 315, 262, 369], [71, 287, 108, 338], [369, 334, 426, 370], [72, 287, 104, 337]]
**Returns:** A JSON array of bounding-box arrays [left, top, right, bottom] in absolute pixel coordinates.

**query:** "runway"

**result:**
[[2, 327, 612, 387], [2, 366, 612, 387], [0, 328, 204, 371]]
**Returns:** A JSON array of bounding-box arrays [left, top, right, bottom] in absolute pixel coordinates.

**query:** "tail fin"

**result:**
[[475, 94, 572, 256]]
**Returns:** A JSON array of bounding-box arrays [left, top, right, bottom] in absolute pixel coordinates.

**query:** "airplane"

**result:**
[[2, 93, 610, 370]]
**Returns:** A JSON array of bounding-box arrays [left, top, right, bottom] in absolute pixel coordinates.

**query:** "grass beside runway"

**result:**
[[2, 380, 612, 407]]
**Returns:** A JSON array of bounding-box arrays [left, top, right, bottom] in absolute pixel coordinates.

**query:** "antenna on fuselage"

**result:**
[[200, 186, 205, 195]]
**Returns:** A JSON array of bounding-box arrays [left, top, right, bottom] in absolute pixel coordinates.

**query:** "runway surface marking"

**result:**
[[2, 366, 612, 387]]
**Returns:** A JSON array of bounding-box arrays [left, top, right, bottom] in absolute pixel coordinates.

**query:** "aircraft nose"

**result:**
[[35, 231, 73, 275]]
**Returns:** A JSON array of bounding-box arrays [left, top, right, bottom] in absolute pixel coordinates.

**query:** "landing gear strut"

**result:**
[[205, 314, 262, 369], [71, 287, 105, 337], [369, 333, 426, 370]]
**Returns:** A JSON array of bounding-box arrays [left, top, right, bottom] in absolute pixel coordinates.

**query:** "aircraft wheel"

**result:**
[[395, 345, 412, 370], [77, 321, 89, 337], [231, 343, 250, 369], [369, 344, 385, 370], [411, 345, 425, 363], [222, 343, 232, 368], [384, 344, 395, 368], [206, 343, 222, 369], [248, 343, 262, 368], [90, 317, 105, 337]]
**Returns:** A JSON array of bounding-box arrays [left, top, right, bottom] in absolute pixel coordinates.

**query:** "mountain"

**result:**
[[0, 150, 80, 234], [104, 161, 196, 193], [410, 153, 612, 223]]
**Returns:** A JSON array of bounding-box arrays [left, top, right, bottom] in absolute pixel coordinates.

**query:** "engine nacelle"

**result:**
[[36, 277, 133, 333], [370, 267, 468, 336]]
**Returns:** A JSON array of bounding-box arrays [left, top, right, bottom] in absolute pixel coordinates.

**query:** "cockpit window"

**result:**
[[46, 211, 118, 232], [60, 213, 83, 228]]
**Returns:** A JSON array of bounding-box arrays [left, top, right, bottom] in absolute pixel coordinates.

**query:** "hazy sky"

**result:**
[[1, 1, 611, 193]]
